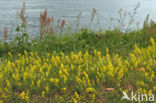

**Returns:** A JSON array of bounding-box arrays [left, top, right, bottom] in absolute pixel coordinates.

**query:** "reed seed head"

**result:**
[[61, 19, 65, 29], [92, 8, 97, 14], [3, 27, 8, 40]]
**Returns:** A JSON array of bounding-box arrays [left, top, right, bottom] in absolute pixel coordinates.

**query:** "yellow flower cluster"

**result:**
[[19, 91, 29, 102], [0, 38, 155, 102], [130, 38, 156, 95]]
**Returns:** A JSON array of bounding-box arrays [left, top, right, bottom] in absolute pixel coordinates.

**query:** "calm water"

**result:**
[[0, 0, 156, 37]]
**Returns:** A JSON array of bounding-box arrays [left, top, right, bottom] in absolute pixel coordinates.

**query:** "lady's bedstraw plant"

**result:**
[[0, 38, 155, 102]]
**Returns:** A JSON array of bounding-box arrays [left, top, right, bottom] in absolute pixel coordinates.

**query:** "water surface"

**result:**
[[0, 0, 156, 37]]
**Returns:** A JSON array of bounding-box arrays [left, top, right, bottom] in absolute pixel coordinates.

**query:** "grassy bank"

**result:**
[[0, 37, 155, 103], [0, 28, 156, 59]]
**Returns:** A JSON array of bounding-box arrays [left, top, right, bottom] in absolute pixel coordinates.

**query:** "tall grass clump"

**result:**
[[0, 2, 156, 58]]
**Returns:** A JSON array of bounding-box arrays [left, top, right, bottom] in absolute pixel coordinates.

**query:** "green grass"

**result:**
[[0, 27, 155, 59]]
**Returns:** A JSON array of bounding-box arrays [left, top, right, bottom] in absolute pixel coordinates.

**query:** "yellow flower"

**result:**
[[42, 91, 45, 97], [83, 71, 88, 78], [8, 52, 12, 57], [75, 91, 79, 99], [61, 88, 66, 93], [49, 78, 54, 83], [97, 51, 101, 60], [71, 64, 74, 71], [23, 72, 28, 80], [84, 51, 89, 59], [24, 50, 28, 56], [54, 79, 59, 86], [118, 69, 124, 80], [13, 73, 20, 81], [145, 72, 148, 77], [62, 75, 67, 83], [76, 76, 81, 83], [0, 73, 3, 79], [148, 90, 152, 95], [20, 91, 25, 99], [6, 80, 11, 88], [25, 91, 29, 102], [0, 100, 3, 103], [153, 86, 156, 92], [37, 80, 41, 87], [46, 72, 49, 77], [106, 48, 109, 54], [45, 85, 49, 93], [31, 81, 34, 87], [73, 98, 77, 103], [94, 49, 97, 55], [107, 71, 114, 78], [143, 89, 147, 94], [86, 87, 96, 94], [65, 56, 70, 63], [150, 37, 155, 45]]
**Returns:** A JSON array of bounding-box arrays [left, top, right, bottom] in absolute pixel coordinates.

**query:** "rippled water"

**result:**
[[0, 0, 156, 37]]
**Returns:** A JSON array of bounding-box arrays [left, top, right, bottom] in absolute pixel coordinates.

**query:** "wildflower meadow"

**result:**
[[0, 2, 156, 103]]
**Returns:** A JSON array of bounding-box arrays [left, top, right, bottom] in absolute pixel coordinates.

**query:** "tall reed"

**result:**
[[3, 27, 8, 41]]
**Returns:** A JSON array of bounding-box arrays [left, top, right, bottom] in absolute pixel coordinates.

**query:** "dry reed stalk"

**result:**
[[91, 12, 95, 21], [40, 9, 55, 37], [147, 20, 155, 35], [40, 29, 45, 39], [3, 27, 8, 40], [51, 16, 54, 26], [92, 8, 97, 15], [134, 3, 140, 12], [46, 17, 51, 26], [49, 25, 54, 36], [143, 14, 150, 32], [76, 12, 82, 31], [57, 18, 61, 30], [91, 8, 97, 21], [19, 2, 27, 24], [61, 19, 65, 30], [40, 9, 66, 38], [40, 9, 47, 27]]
